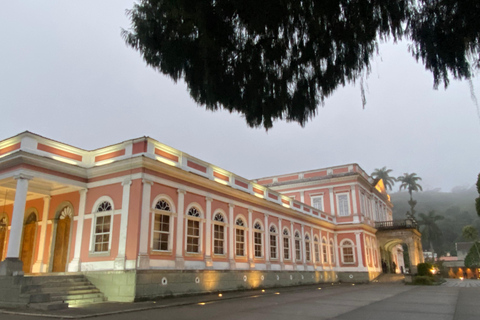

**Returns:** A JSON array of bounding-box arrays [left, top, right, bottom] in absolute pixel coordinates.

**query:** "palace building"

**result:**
[[0, 132, 423, 305]]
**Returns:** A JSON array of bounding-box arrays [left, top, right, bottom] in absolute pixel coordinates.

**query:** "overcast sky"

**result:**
[[1, 1, 479, 192]]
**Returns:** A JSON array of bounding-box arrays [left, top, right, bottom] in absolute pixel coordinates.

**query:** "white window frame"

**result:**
[[294, 231, 302, 261], [269, 224, 278, 260], [235, 216, 247, 257], [150, 196, 176, 253], [329, 238, 336, 264], [212, 210, 227, 256], [89, 196, 116, 255], [366, 238, 371, 266], [283, 228, 290, 260], [340, 239, 355, 264], [313, 236, 320, 263], [304, 233, 311, 262], [322, 237, 328, 264], [336, 193, 350, 217], [311, 195, 324, 211], [185, 204, 204, 254], [253, 220, 263, 259]]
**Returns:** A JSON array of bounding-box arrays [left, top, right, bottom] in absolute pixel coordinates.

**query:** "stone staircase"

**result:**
[[373, 273, 405, 283], [21, 274, 105, 310]]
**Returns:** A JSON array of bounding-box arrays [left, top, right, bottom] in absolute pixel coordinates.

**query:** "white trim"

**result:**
[[339, 239, 356, 265], [89, 196, 115, 254]]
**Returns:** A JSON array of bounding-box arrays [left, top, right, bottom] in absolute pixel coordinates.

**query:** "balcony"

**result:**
[[375, 219, 418, 231]]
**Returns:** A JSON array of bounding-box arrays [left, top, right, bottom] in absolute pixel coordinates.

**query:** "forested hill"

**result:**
[[390, 187, 479, 255]]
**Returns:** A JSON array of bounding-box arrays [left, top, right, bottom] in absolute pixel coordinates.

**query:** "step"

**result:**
[[66, 296, 105, 306], [28, 301, 69, 311], [23, 284, 98, 294], [50, 292, 104, 302]]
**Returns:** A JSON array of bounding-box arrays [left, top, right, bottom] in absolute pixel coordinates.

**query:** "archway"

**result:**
[[51, 205, 73, 272], [21, 211, 37, 273]]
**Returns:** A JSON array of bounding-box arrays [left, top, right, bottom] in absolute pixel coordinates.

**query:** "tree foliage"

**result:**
[[371, 166, 396, 191], [476, 173, 480, 217], [462, 225, 478, 242], [418, 210, 444, 252], [123, 0, 480, 129], [464, 242, 480, 268], [397, 173, 423, 196]]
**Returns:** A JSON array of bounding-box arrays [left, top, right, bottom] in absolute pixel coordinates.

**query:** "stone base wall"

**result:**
[[84, 270, 137, 302], [337, 271, 381, 283], [0, 276, 29, 308]]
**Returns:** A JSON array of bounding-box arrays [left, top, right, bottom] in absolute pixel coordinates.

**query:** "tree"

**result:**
[[418, 210, 444, 254], [462, 225, 480, 265], [476, 173, 480, 217], [371, 167, 396, 191], [464, 243, 480, 268], [397, 173, 423, 218], [123, 0, 480, 129]]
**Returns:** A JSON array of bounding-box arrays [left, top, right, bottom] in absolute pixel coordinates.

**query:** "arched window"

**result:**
[[186, 206, 202, 253], [305, 234, 311, 262], [341, 240, 355, 264], [93, 199, 113, 253], [329, 239, 335, 264], [152, 199, 172, 251], [283, 228, 290, 260], [269, 225, 278, 259], [313, 236, 320, 263], [253, 221, 263, 258], [322, 238, 328, 263], [294, 231, 301, 261], [235, 218, 246, 257], [213, 212, 226, 255], [366, 238, 371, 266]]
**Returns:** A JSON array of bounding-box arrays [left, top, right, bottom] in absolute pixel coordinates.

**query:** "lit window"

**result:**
[[235, 218, 246, 257], [93, 201, 113, 253], [294, 231, 301, 261], [314, 236, 320, 263], [329, 239, 335, 264], [341, 240, 355, 264], [283, 228, 290, 260], [186, 207, 201, 253], [153, 200, 171, 251], [305, 234, 311, 262], [254, 222, 263, 258], [311, 196, 323, 211], [322, 238, 328, 263], [337, 194, 349, 217], [213, 213, 226, 255], [269, 225, 278, 259]]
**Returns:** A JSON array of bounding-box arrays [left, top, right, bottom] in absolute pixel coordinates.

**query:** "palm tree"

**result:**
[[397, 172, 423, 218], [371, 167, 396, 191], [462, 225, 480, 258], [418, 210, 444, 254]]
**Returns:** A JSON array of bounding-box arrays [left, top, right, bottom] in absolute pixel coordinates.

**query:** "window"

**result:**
[[213, 213, 226, 255], [322, 238, 328, 263], [341, 240, 355, 264], [269, 225, 278, 259], [314, 236, 320, 263], [93, 201, 113, 253], [294, 231, 301, 261], [254, 222, 263, 258], [305, 234, 311, 262], [360, 193, 365, 215], [186, 207, 201, 253], [366, 238, 371, 265], [283, 228, 290, 260], [337, 194, 349, 216], [235, 218, 246, 257], [329, 239, 335, 264], [311, 196, 323, 211], [152, 199, 171, 251]]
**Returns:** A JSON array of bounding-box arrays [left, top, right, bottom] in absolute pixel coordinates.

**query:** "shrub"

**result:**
[[413, 276, 435, 285], [417, 262, 433, 276]]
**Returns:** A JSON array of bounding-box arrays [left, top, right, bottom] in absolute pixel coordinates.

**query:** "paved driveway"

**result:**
[[1, 282, 479, 320]]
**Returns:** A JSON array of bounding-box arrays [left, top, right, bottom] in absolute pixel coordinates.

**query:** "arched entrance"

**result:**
[[21, 211, 37, 273], [0, 215, 7, 261], [51, 205, 73, 272]]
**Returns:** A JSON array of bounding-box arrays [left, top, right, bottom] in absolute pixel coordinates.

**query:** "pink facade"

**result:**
[[0, 132, 392, 276]]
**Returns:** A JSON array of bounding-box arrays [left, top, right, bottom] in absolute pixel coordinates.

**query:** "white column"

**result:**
[[300, 191, 305, 203], [278, 218, 284, 269], [228, 203, 235, 269], [137, 179, 153, 269], [205, 197, 213, 268], [355, 232, 364, 269], [264, 214, 270, 269], [7, 175, 31, 259], [350, 185, 358, 219], [328, 187, 335, 216], [115, 179, 132, 270], [301, 224, 306, 265], [248, 209, 254, 268], [68, 189, 87, 272], [175, 189, 186, 269], [32, 196, 50, 273]]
